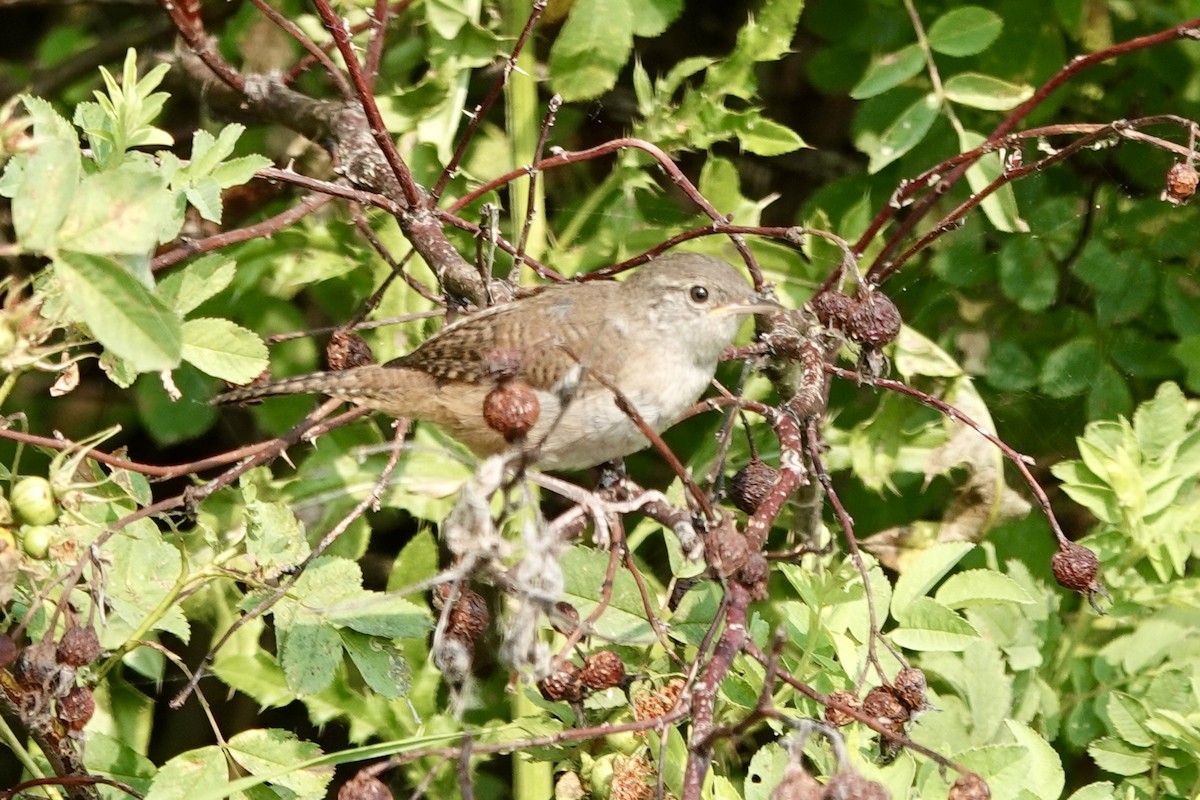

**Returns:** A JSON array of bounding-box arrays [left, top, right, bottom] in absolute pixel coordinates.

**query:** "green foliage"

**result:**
[[0, 50, 269, 380], [2, 2, 1200, 800]]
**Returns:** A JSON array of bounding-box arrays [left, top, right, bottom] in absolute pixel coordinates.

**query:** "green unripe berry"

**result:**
[[11, 476, 58, 525], [20, 524, 55, 559]]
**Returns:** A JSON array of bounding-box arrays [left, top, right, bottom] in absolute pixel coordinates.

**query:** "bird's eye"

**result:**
[[689, 285, 709, 303]]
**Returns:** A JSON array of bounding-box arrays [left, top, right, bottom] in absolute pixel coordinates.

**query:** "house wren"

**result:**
[[216, 252, 771, 470]]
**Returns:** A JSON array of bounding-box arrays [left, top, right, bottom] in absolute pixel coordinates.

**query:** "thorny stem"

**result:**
[[432, 0, 548, 200], [827, 365, 1070, 546], [804, 417, 887, 688], [857, 18, 1200, 283], [309, 0, 423, 209]]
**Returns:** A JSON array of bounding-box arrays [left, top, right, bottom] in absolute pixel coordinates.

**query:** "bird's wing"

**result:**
[[389, 283, 625, 392]]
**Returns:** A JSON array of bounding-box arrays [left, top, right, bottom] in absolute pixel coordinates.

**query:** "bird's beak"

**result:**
[[710, 298, 784, 317]]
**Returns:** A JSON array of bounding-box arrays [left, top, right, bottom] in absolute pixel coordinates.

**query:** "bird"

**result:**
[[215, 252, 773, 470]]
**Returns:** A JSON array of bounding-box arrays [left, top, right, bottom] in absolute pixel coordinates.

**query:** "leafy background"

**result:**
[[0, 1, 1199, 799]]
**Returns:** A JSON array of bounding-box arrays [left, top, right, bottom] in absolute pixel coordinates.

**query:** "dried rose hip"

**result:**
[[810, 290, 856, 330], [1163, 161, 1198, 205], [949, 772, 991, 800], [846, 291, 901, 348], [580, 650, 626, 690], [327, 330, 375, 370], [894, 667, 930, 713], [729, 458, 779, 514], [57, 625, 101, 668], [538, 661, 584, 702], [59, 685, 95, 730], [1052, 540, 1107, 610], [483, 381, 540, 441]]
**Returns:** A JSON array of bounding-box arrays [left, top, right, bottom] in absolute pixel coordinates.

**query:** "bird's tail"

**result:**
[[213, 371, 363, 406]]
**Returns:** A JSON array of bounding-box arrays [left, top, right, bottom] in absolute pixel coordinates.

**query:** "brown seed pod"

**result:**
[[1163, 161, 1198, 205], [12, 640, 57, 691], [949, 772, 991, 800], [634, 677, 686, 721], [824, 771, 890, 800], [337, 772, 394, 800], [57, 625, 101, 668], [862, 685, 910, 726], [0, 633, 16, 669], [847, 290, 901, 348], [824, 690, 861, 727], [327, 329, 375, 370], [729, 458, 780, 514], [483, 381, 540, 441], [893, 667, 929, 712], [703, 517, 752, 579], [738, 552, 770, 600], [550, 600, 581, 637], [769, 762, 824, 800], [538, 660, 584, 703], [580, 650, 626, 690], [611, 755, 655, 800], [809, 290, 856, 330], [1051, 541, 1104, 601], [58, 685, 95, 731], [436, 586, 490, 642]]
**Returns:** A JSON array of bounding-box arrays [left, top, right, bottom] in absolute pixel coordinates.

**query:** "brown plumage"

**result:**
[[215, 253, 769, 470]]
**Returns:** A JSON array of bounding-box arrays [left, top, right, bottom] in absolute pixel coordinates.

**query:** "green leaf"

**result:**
[[936, 569, 1033, 609], [548, 0, 635, 101], [986, 338, 1038, 392], [2, 96, 81, 250], [104, 518, 189, 647], [1132, 382, 1188, 459], [184, 178, 223, 224], [962, 640, 1012, 742], [891, 541, 975, 617], [210, 154, 270, 189], [889, 596, 980, 651], [134, 364, 217, 445], [561, 546, 654, 644], [927, 7, 1004, 56], [145, 746, 228, 800], [387, 529, 440, 592], [276, 618, 343, 696], [731, 112, 806, 156], [244, 495, 310, 571], [999, 237, 1056, 311], [1104, 693, 1153, 748], [1087, 362, 1132, 420], [55, 251, 182, 372], [1040, 338, 1101, 399], [326, 593, 431, 639], [180, 317, 268, 383], [744, 744, 789, 800], [1087, 736, 1152, 775], [227, 728, 333, 800], [851, 45, 925, 99], [868, 93, 940, 173], [56, 166, 173, 257], [630, 0, 684, 37], [1006, 720, 1066, 800], [943, 73, 1033, 111], [340, 630, 413, 699], [156, 254, 236, 315], [959, 129, 1028, 233], [1065, 784, 1116, 800]]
